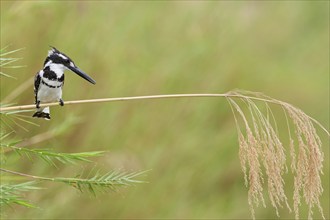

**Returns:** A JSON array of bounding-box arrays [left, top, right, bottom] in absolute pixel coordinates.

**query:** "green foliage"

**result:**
[[1, 131, 105, 167], [0, 168, 147, 198], [1, 110, 38, 132], [54, 170, 149, 196], [0, 181, 41, 209], [0, 47, 34, 131], [0, 47, 24, 78], [3, 145, 105, 167]]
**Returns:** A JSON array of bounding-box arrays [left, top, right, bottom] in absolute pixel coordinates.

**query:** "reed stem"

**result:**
[[1, 93, 328, 136]]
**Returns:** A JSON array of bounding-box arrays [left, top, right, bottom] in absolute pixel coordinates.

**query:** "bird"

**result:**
[[33, 47, 96, 120]]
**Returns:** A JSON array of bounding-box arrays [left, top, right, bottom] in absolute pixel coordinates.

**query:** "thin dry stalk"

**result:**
[[1, 91, 328, 219]]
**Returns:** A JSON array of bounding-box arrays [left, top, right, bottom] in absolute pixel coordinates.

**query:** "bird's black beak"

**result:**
[[68, 66, 96, 84]]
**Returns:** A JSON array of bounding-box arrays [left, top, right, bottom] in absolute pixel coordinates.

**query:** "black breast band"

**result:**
[[41, 79, 62, 88]]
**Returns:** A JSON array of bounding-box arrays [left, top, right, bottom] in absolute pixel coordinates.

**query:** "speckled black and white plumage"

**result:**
[[33, 47, 96, 120]]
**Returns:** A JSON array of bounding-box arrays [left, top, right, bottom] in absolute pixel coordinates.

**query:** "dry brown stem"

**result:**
[[1, 91, 328, 219]]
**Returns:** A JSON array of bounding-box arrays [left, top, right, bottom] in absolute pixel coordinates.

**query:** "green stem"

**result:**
[[0, 168, 53, 181]]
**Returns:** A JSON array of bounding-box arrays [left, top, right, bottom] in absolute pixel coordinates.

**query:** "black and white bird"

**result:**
[[33, 47, 96, 120]]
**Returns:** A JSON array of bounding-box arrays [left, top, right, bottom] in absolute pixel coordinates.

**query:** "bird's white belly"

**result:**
[[37, 83, 63, 103]]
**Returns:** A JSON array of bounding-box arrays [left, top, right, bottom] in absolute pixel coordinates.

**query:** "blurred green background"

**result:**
[[1, 1, 329, 219]]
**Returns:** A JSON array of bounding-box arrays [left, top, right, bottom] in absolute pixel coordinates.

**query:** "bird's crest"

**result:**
[[48, 46, 60, 56]]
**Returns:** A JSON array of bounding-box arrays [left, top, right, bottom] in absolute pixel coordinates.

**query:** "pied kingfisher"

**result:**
[[33, 47, 96, 120]]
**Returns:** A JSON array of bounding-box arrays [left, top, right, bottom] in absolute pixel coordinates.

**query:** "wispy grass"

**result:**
[[0, 181, 41, 209], [1, 143, 105, 168], [0, 46, 31, 131], [227, 90, 326, 220], [0, 168, 148, 197], [0, 46, 25, 79]]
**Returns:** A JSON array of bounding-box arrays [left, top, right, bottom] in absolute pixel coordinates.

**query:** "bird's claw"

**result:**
[[59, 99, 64, 106], [36, 101, 40, 109]]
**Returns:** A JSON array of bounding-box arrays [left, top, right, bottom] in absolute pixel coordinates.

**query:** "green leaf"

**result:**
[[1, 144, 106, 167]]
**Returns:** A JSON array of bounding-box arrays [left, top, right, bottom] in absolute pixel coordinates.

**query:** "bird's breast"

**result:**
[[37, 78, 63, 103]]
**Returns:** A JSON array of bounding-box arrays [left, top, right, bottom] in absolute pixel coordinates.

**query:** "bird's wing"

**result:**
[[34, 71, 41, 104]]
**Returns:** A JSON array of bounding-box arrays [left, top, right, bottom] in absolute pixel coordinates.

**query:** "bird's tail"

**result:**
[[32, 107, 51, 120]]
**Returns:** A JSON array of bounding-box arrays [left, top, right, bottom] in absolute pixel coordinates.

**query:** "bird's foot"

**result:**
[[36, 100, 40, 109], [59, 99, 64, 106]]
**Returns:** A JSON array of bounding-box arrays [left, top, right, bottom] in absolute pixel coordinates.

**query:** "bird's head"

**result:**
[[44, 47, 96, 84]]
